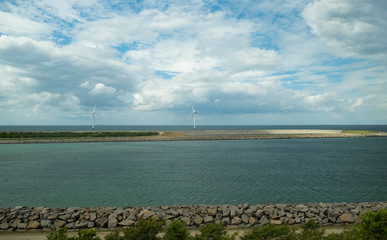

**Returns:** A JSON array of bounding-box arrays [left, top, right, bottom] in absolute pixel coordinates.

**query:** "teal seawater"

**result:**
[[1, 137, 387, 208]]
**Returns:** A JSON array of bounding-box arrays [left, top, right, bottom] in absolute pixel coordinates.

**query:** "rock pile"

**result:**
[[1, 202, 386, 231]]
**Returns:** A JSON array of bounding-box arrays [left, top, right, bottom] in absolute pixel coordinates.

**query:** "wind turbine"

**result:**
[[91, 105, 96, 129], [191, 106, 197, 129]]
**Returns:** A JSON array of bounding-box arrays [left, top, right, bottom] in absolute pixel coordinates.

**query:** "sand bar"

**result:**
[[1, 129, 386, 144]]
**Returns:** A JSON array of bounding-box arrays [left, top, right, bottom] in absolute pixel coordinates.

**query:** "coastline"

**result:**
[[1, 201, 386, 232], [1, 129, 387, 144]]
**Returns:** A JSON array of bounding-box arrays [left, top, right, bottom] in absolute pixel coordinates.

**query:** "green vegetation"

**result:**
[[0, 131, 159, 139], [240, 223, 291, 240], [47, 227, 101, 240], [341, 130, 379, 134], [163, 220, 190, 240], [192, 223, 236, 240], [47, 209, 387, 240]]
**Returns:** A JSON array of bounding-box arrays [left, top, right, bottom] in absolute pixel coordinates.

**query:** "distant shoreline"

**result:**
[[1, 129, 386, 144]]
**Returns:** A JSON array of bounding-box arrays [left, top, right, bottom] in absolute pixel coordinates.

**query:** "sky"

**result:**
[[0, 0, 386, 126]]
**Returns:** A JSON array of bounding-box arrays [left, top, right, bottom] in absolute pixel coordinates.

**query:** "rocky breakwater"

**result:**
[[1, 202, 386, 231]]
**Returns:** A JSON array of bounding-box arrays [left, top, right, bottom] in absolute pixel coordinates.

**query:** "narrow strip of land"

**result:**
[[0, 129, 386, 144]]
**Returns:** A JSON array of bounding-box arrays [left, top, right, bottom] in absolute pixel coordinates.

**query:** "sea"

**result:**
[[0, 125, 386, 208]]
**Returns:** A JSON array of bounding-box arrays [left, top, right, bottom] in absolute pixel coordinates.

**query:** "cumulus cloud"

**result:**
[[303, 0, 387, 59], [0, 0, 386, 125]]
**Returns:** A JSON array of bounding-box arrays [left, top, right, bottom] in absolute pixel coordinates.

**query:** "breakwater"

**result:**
[[1, 202, 386, 231]]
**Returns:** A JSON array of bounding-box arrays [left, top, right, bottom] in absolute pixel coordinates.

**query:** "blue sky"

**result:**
[[0, 0, 386, 125]]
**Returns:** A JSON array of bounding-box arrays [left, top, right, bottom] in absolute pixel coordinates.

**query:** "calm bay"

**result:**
[[1, 134, 386, 207]]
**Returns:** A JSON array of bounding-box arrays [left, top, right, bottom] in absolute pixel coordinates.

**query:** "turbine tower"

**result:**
[[92, 105, 96, 129], [192, 106, 197, 129]]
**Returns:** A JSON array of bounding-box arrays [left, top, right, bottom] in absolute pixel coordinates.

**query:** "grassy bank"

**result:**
[[0, 131, 159, 140]]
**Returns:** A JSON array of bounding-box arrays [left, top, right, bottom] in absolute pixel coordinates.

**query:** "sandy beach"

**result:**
[[1, 129, 386, 144]]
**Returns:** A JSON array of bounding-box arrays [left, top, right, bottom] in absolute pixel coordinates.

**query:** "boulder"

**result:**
[[41, 220, 51, 228], [194, 215, 203, 225], [255, 210, 264, 218], [18, 222, 28, 229], [118, 219, 135, 226], [96, 218, 108, 228], [260, 216, 269, 225], [339, 213, 355, 223], [28, 215, 39, 221], [231, 217, 242, 225], [180, 217, 191, 226], [27, 221, 40, 229], [143, 211, 156, 219], [221, 217, 230, 225], [90, 212, 97, 221], [108, 217, 118, 228], [0, 222, 9, 230], [204, 215, 213, 223], [207, 208, 217, 216], [271, 219, 282, 225], [54, 220, 66, 229], [249, 216, 257, 225], [11, 219, 21, 228], [241, 214, 249, 224], [75, 220, 88, 229], [221, 207, 230, 217], [66, 222, 75, 229], [47, 214, 59, 220]]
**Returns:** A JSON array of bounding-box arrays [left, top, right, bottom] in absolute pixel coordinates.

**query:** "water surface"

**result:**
[[1, 137, 386, 207]]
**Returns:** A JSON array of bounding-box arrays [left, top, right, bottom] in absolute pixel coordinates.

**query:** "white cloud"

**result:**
[[0, 11, 51, 38], [91, 83, 117, 95], [303, 0, 387, 59], [0, 0, 386, 125]]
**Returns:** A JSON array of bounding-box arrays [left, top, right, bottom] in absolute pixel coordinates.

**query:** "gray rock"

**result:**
[[11, 219, 21, 228], [88, 221, 95, 228], [89, 212, 97, 221], [221, 207, 230, 217], [204, 215, 213, 223], [66, 222, 75, 229], [18, 222, 28, 229], [221, 217, 230, 225], [142, 211, 156, 219], [194, 215, 203, 225], [118, 219, 135, 226], [339, 213, 355, 223], [75, 220, 88, 229], [108, 217, 118, 228], [231, 217, 242, 225], [54, 220, 66, 229], [0, 222, 9, 230], [58, 214, 71, 221], [96, 218, 108, 228], [47, 214, 58, 220], [249, 216, 257, 225], [271, 219, 282, 225], [127, 213, 137, 221], [260, 216, 269, 225], [207, 208, 217, 216], [27, 221, 40, 229], [241, 214, 249, 224], [255, 210, 264, 218], [41, 220, 51, 228], [180, 217, 191, 226]]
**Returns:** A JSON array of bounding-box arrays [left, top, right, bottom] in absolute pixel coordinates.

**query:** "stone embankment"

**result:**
[[1, 202, 386, 231]]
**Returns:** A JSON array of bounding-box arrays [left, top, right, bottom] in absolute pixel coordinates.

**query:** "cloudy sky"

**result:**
[[0, 0, 386, 125]]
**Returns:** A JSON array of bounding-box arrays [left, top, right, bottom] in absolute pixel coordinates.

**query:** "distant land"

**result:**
[[1, 129, 386, 144]]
